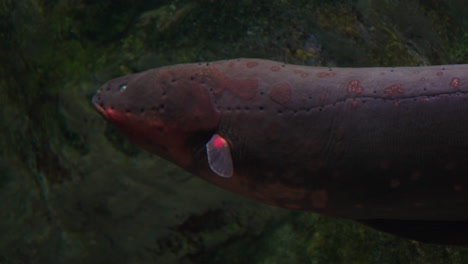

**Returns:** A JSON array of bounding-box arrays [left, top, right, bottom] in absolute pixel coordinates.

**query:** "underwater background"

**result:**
[[1, 0, 468, 263]]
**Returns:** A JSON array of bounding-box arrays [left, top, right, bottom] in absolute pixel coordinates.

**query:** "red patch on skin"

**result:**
[[271, 66, 280, 72], [228, 61, 235, 67], [419, 97, 429, 102], [104, 107, 134, 126], [393, 101, 401, 107], [270, 83, 292, 105], [106, 107, 125, 123], [294, 70, 309, 78], [436, 72, 443, 76], [310, 190, 328, 209], [380, 72, 385, 75], [450, 78, 460, 88], [351, 100, 359, 108], [106, 107, 193, 167], [347, 80, 364, 94], [454, 184, 463, 191], [246, 61, 258, 68], [317, 72, 328, 77], [209, 67, 258, 100], [384, 83, 403, 95]]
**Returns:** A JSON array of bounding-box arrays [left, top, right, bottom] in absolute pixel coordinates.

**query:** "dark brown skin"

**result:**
[[93, 58, 468, 245]]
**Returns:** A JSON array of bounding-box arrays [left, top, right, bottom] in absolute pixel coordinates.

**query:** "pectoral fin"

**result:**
[[206, 134, 233, 178]]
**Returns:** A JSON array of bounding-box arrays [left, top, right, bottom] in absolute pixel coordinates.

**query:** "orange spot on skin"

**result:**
[[347, 80, 364, 94], [301, 73, 309, 78], [310, 190, 328, 209], [270, 83, 292, 105], [317, 72, 327, 77], [271, 66, 280, 72], [384, 84, 403, 95], [317, 72, 335, 77], [454, 184, 463, 191], [246, 61, 258, 68], [451, 78, 460, 88]]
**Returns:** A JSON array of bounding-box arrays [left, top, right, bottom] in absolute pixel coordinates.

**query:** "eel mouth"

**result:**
[[91, 92, 108, 119]]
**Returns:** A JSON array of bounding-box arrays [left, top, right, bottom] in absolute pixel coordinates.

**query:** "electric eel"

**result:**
[[92, 58, 468, 245]]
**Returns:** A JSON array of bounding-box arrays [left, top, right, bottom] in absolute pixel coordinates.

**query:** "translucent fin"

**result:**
[[206, 134, 233, 178]]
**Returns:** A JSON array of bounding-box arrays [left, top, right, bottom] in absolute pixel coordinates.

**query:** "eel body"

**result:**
[[92, 58, 468, 244]]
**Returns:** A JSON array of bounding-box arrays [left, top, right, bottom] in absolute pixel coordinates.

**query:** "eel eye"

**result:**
[[119, 84, 127, 92]]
